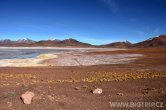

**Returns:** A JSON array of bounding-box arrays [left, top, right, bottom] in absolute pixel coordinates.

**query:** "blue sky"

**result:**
[[0, 0, 166, 45]]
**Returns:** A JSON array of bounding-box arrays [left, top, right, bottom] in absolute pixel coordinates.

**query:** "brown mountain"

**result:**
[[17, 38, 35, 43], [133, 35, 166, 48], [0, 35, 166, 47], [100, 41, 132, 48], [32, 38, 93, 47], [0, 39, 14, 45], [31, 40, 61, 47], [0, 38, 93, 47], [58, 38, 93, 47], [0, 38, 35, 47]]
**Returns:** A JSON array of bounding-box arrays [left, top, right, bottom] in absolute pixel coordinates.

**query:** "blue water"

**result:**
[[0, 48, 120, 60], [0, 49, 68, 60]]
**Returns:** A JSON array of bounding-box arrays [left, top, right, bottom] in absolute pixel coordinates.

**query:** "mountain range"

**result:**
[[0, 35, 166, 48], [0, 38, 93, 47], [133, 35, 166, 48]]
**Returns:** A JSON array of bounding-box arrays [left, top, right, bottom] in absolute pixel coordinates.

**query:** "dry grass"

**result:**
[[79, 71, 166, 82], [0, 73, 38, 86], [46, 71, 166, 83], [0, 73, 37, 79], [3, 91, 16, 98], [0, 71, 166, 86]]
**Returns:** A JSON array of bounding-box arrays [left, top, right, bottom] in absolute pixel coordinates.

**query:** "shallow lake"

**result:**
[[0, 47, 125, 60]]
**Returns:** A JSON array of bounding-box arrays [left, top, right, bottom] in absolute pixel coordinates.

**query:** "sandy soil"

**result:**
[[0, 48, 166, 110]]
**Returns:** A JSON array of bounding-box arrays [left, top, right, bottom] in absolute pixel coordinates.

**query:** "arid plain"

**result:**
[[0, 48, 165, 110]]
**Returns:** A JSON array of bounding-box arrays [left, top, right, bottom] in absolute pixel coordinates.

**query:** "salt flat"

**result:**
[[0, 47, 142, 67]]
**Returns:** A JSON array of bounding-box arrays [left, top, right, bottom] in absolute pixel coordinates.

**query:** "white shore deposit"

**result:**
[[44, 53, 143, 66], [0, 53, 143, 67], [0, 54, 58, 67], [0, 47, 143, 67]]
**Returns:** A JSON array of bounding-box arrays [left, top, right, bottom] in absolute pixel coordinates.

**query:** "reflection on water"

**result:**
[[0, 48, 126, 60], [0, 49, 67, 60]]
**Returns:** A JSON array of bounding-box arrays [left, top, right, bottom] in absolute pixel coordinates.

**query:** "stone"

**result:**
[[21, 91, 35, 104], [116, 93, 123, 96], [74, 87, 81, 90], [92, 88, 103, 94]]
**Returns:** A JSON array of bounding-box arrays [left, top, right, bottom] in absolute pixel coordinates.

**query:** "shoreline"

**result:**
[[0, 47, 127, 49], [0, 53, 59, 67], [0, 48, 129, 67], [0, 52, 143, 67]]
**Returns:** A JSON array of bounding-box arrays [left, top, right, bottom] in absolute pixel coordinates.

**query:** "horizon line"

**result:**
[[0, 34, 165, 45]]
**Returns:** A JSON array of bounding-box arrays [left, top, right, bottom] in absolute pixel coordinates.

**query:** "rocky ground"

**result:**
[[0, 48, 166, 110]]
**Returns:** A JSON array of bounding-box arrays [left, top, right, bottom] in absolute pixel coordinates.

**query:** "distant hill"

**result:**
[[0, 35, 166, 48], [0, 38, 93, 47], [17, 38, 35, 43], [58, 38, 93, 47], [0, 38, 35, 47], [0, 39, 14, 44], [101, 35, 166, 48], [31, 38, 93, 47], [133, 35, 166, 48], [100, 41, 132, 48]]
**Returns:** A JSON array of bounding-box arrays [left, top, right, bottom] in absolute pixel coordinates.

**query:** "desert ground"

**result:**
[[0, 48, 166, 110]]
